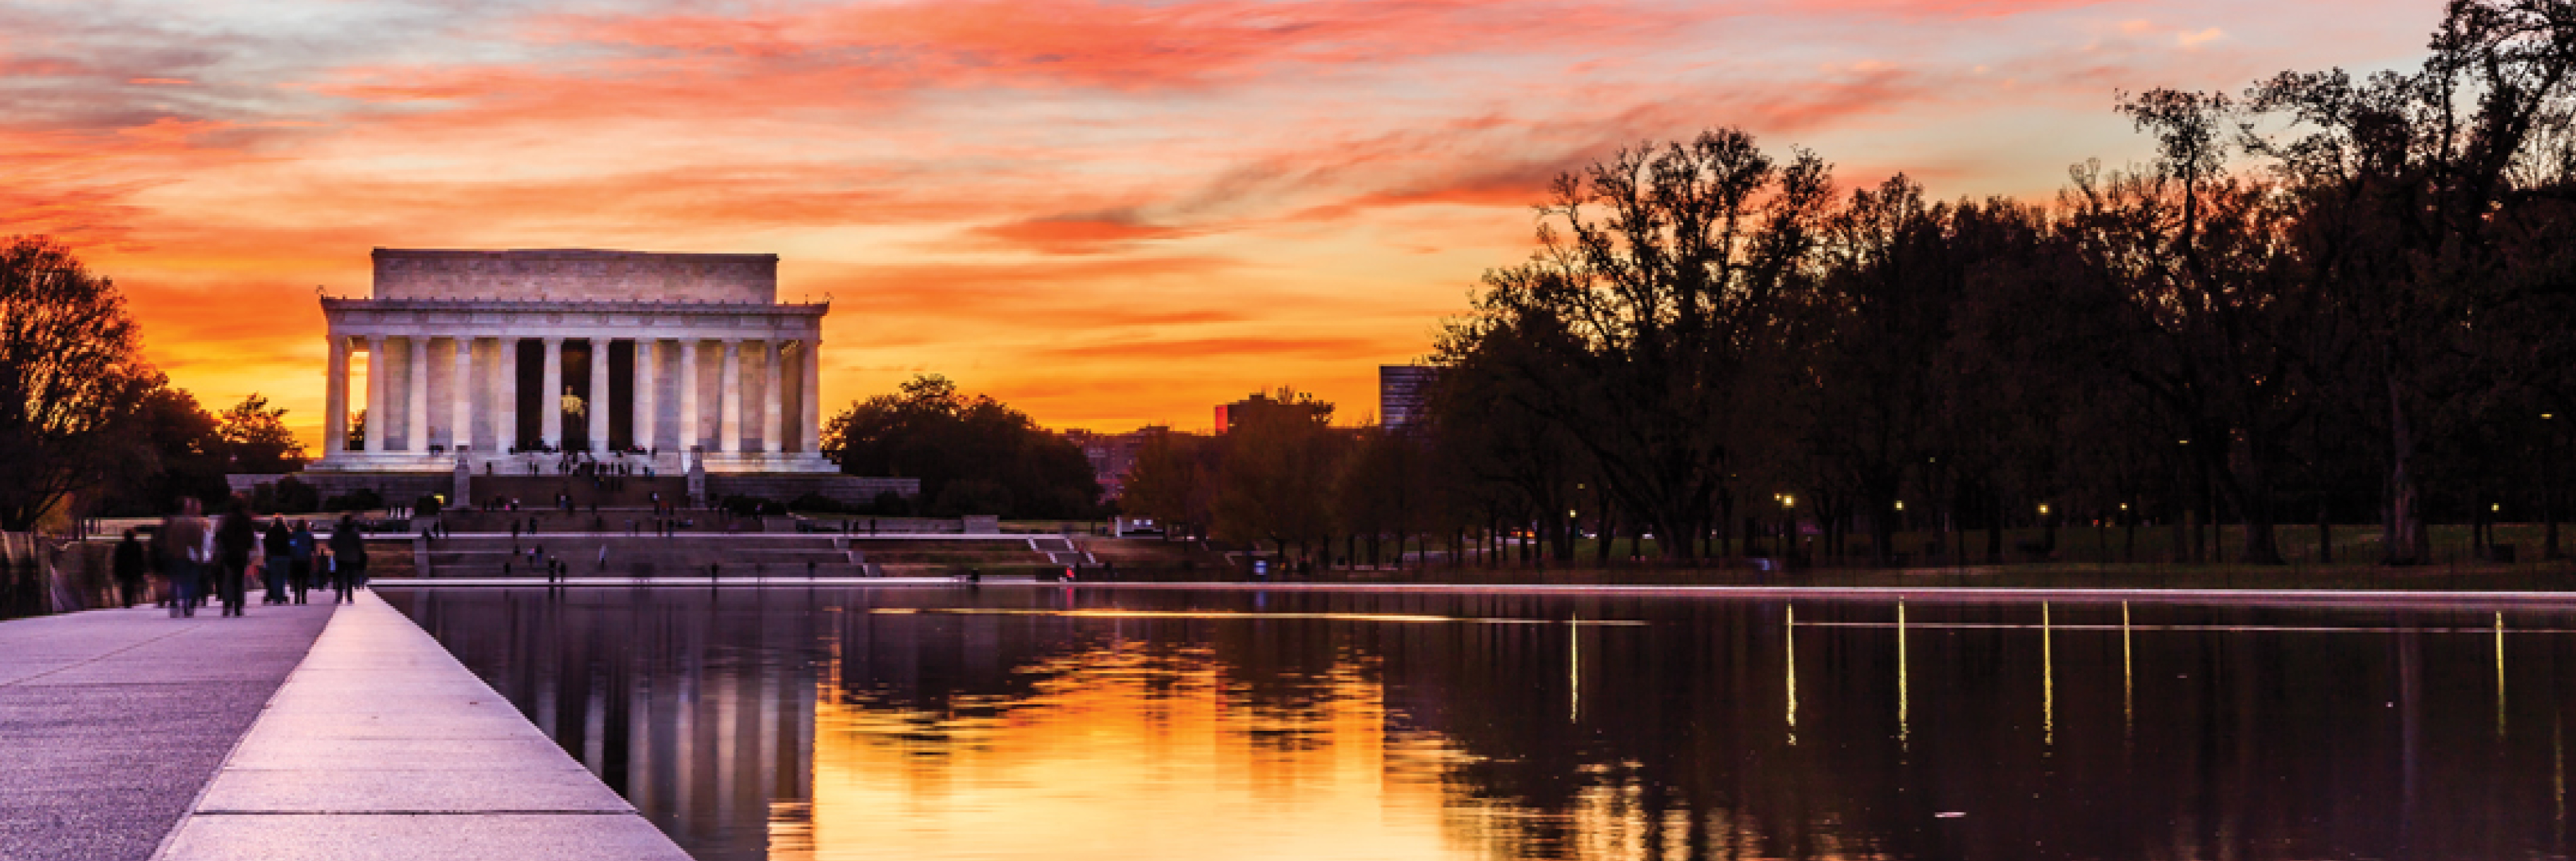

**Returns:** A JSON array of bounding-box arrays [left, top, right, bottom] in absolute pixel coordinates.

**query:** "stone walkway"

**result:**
[[0, 600, 336, 861], [155, 591, 689, 860]]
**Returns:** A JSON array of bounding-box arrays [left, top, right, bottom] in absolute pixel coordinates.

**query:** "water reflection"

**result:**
[[386, 588, 2576, 860]]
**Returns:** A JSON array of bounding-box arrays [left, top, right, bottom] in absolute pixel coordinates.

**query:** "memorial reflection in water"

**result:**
[[384, 588, 2576, 861]]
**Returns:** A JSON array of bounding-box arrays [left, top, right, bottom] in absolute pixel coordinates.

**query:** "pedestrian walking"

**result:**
[[214, 503, 256, 617], [329, 514, 367, 603], [289, 519, 316, 604], [260, 519, 292, 605], [597, 542, 609, 572], [160, 498, 208, 618], [111, 529, 147, 608]]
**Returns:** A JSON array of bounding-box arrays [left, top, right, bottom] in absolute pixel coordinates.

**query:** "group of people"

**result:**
[[108, 498, 374, 618]]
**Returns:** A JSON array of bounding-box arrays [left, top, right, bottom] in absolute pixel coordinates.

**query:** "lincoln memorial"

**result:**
[[286, 248, 908, 505]]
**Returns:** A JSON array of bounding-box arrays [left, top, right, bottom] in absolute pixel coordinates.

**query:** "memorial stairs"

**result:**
[[464, 475, 689, 510]]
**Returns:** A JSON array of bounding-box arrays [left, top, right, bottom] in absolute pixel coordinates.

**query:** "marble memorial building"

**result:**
[[307, 248, 839, 476]]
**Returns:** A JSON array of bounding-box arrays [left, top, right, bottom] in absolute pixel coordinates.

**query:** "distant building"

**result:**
[[1060, 426, 1161, 500], [1214, 388, 1332, 434], [1380, 365, 1438, 431]]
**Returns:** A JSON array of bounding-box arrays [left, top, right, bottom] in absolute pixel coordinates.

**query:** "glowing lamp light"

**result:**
[[1782, 494, 1796, 509], [1894, 501, 1906, 511], [2037, 503, 2051, 516]]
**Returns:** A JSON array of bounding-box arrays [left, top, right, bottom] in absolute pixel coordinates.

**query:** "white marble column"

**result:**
[[363, 336, 386, 454], [636, 339, 658, 453], [325, 334, 350, 454], [588, 339, 611, 452], [541, 337, 565, 449], [719, 339, 742, 454], [495, 337, 518, 452], [406, 336, 429, 453], [679, 340, 701, 452], [761, 340, 784, 454], [801, 338, 821, 454], [451, 337, 474, 454]]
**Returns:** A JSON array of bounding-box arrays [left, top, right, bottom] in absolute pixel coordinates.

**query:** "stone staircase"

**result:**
[[1026, 536, 1098, 567], [466, 475, 688, 511]]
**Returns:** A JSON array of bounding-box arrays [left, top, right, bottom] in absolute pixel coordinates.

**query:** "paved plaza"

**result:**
[[0, 601, 333, 861], [0, 592, 684, 861]]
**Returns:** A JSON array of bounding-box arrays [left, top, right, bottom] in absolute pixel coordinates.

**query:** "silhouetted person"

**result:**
[[329, 514, 367, 603], [214, 504, 256, 616], [261, 519, 293, 605], [111, 529, 146, 608], [289, 519, 316, 604], [159, 498, 207, 618]]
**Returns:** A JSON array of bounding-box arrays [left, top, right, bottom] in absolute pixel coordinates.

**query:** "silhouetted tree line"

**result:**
[[821, 374, 1102, 519], [1432, 0, 2576, 566], [0, 237, 307, 529], [1125, 391, 1460, 569]]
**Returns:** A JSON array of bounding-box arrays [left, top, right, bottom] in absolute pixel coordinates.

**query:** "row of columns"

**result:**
[[325, 334, 822, 456]]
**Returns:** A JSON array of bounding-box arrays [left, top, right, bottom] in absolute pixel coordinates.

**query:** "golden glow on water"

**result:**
[[1785, 604, 1798, 748], [2041, 602, 2054, 749], [1569, 614, 1582, 724], [801, 646, 1702, 861], [1896, 601, 1909, 750], [810, 650, 1464, 861], [2122, 601, 2134, 738], [2498, 611, 2510, 740], [867, 608, 1647, 626]]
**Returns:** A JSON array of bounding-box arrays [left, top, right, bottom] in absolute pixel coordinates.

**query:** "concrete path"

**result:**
[[156, 591, 689, 860], [0, 601, 336, 861]]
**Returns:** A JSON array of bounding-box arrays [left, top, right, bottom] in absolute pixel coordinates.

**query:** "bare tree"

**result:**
[[0, 237, 155, 529]]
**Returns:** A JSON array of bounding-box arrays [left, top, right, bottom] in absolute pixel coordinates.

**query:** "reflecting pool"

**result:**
[[383, 587, 2576, 860]]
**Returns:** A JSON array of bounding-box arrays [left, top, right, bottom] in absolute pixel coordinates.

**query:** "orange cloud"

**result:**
[[973, 210, 1194, 254], [0, 0, 2442, 445]]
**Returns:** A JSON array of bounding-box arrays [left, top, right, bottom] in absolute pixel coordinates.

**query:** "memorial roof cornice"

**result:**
[[321, 297, 828, 315]]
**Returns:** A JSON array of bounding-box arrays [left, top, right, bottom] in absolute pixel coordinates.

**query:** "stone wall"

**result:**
[[372, 249, 777, 304], [705, 475, 919, 506], [228, 473, 453, 505]]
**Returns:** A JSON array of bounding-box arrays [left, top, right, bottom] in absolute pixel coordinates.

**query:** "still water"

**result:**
[[382, 587, 2576, 860]]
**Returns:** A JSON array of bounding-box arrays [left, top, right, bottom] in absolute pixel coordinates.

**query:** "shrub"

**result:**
[[719, 495, 776, 516], [321, 487, 384, 513], [868, 490, 911, 516], [273, 477, 320, 514]]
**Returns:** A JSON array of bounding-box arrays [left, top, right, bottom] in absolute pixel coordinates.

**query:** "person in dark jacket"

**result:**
[[288, 520, 316, 605], [213, 504, 257, 617], [260, 519, 293, 605], [328, 515, 367, 603], [159, 498, 207, 618], [111, 529, 148, 608]]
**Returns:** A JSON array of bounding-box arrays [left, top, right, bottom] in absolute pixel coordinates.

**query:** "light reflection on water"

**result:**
[[384, 588, 2576, 860]]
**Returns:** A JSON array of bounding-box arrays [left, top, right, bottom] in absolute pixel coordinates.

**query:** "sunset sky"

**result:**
[[5, 0, 2434, 449]]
